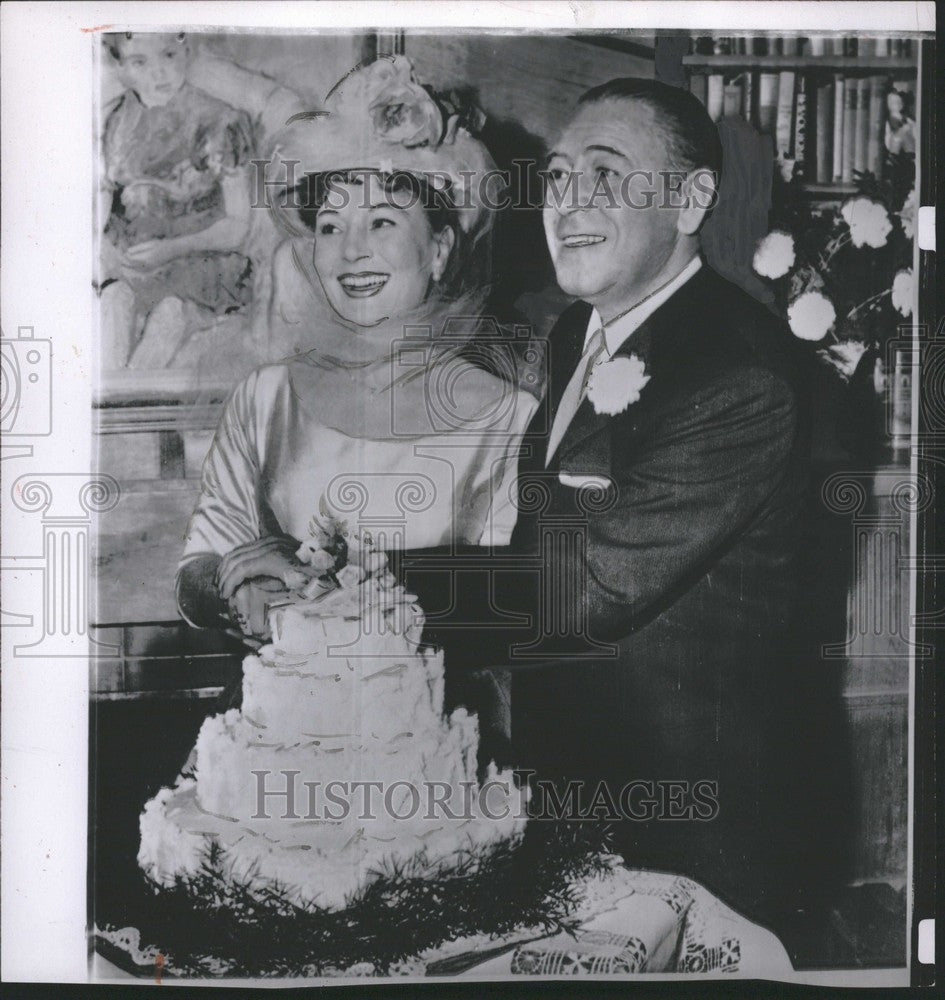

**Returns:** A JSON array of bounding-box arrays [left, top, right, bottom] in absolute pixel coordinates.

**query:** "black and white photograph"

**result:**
[[0, 1, 938, 989]]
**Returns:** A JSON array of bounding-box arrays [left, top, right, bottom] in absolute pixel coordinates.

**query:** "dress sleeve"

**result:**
[[179, 369, 269, 567]]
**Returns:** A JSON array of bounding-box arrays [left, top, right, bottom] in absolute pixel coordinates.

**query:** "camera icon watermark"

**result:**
[[1, 326, 52, 437], [389, 317, 544, 438]]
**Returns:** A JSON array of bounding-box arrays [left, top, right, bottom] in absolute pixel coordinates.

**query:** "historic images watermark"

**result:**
[[251, 771, 720, 823], [251, 160, 720, 215]]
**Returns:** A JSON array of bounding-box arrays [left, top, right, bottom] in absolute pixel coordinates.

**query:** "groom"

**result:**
[[395, 78, 810, 927]]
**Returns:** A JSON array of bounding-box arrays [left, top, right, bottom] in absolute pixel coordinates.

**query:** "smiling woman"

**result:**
[[174, 56, 538, 641]]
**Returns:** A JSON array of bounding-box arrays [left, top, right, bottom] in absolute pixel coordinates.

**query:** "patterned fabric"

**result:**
[[436, 866, 793, 979], [510, 930, 649, 976]]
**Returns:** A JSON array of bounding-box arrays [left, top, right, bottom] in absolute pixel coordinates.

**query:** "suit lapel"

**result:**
[[556, 265, 712, 466]]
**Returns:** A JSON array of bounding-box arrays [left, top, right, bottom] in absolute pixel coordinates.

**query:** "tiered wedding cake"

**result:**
[[138, 540, 527, 911]]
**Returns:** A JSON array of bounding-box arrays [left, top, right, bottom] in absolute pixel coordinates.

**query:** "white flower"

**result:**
[[840, 197, 892, 249], [787, 291, 836, 341], [818, 340, 867, 380], [898, 187, 916, 239], [586, 354, 650, 416], [294, 538, 335, 572], [891, 268, 914, 317], [753, 230, 796, 279]]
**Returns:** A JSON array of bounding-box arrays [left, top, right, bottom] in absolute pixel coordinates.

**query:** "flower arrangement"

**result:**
[[753, 152, 916, 381]]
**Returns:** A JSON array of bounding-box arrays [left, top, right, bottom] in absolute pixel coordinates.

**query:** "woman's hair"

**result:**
[[296, 169, 456, 235], [295, 169, 466, 288]]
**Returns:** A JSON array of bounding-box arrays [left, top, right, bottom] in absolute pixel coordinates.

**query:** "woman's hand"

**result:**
[[227, 576, 288, 641], [217, 535, 317, 602]]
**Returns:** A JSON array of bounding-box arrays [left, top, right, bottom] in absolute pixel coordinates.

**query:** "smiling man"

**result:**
[[397, 77, 814, 933]]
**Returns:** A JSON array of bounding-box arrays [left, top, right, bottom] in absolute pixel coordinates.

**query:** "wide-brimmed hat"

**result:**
[[267, 56, 500, 241]]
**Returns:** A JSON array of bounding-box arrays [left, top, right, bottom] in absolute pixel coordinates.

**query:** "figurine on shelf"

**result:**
[[884, 86, 916, 155]]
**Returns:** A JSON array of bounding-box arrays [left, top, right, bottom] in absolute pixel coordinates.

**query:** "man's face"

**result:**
[[543, 98, 683, 316], [115, 35, 189, 108]]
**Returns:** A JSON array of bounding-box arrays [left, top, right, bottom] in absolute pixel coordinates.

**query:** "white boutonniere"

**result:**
[[586, 354, 651, 416]]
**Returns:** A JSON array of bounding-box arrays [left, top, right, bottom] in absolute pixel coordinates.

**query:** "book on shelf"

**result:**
[[706, 74, 724, 122], [742, 70, 754, 125], [723, 79, 741, 118], [775, 70, 796, 158], [853, 77, 870, 174], [841, 77, 858, 182], [814, 78, 833, 184], [758, 72, 778, 134], [711, 35, 731, 55], [831, 74, 845, 182], [866, 75, 886, 176], [793, 75, 807, 177]]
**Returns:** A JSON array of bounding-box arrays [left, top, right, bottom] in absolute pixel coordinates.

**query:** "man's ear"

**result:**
[[676, 168, 719, 236]]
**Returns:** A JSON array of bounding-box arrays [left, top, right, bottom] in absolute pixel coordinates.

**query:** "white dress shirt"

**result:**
[[547, 255, 703, 466]]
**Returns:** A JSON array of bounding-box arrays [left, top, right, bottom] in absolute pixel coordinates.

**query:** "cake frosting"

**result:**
[[139, 562, 527, 911]]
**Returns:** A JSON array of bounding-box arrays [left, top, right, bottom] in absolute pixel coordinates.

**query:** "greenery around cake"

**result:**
[[96, 819, 614, 978]]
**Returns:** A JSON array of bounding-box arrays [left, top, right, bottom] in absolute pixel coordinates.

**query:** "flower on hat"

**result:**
[[891, 268, 914, 317], [787, 290, 836, 341], [840, 197, 892, 249], [587, 354, 651, 416], [365, 60, 444, 148], [753, 230, 796, 279]]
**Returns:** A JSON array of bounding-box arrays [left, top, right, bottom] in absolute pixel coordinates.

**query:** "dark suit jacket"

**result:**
[[395, 262, 811, 923]]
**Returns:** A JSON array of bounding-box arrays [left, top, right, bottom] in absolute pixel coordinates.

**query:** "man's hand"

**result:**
[[227, 576, 288, 640], [218, 535, 318, 601]]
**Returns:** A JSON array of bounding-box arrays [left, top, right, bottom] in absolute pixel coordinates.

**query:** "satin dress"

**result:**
[[180, 359, 537, 569]]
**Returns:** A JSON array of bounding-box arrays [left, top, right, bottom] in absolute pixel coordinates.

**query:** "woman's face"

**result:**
[[115, 34, 190, 108], [313, 174, 454, 328]]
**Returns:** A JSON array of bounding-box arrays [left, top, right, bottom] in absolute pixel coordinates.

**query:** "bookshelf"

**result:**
[[681, 35, 918, 198]]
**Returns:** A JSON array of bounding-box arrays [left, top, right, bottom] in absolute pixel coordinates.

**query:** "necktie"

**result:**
[[545, 327, 607, 466]]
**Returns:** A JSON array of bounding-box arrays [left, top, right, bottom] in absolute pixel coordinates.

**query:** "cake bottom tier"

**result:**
[[139, 768, 527, 911]]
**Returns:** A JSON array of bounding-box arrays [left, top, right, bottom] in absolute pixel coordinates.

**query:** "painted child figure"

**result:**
[[99, 32, 254, 369]]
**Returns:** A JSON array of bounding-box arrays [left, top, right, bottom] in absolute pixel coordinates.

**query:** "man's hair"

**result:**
[[578, 77, 723, 180]]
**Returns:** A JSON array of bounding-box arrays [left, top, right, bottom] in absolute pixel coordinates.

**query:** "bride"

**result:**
[[176, 57, 537, 641]]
